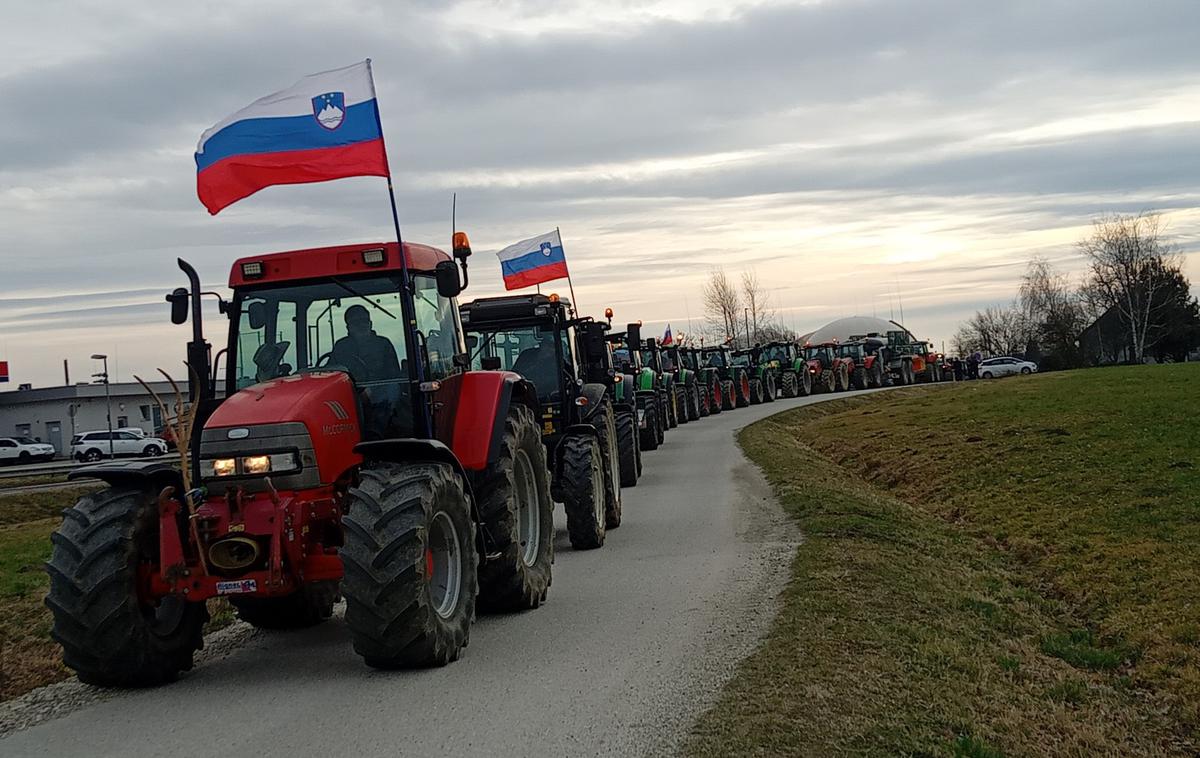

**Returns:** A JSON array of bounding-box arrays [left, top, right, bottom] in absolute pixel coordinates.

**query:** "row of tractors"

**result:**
[[43, 235, 797, 689]]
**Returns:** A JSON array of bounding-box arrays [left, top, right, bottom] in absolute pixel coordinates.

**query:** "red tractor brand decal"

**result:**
[[322, 400, 356, 436], [215, 579, 258, 595]]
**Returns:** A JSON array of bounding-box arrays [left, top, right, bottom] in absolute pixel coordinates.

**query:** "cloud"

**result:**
[[1, 0, 1199, 386]]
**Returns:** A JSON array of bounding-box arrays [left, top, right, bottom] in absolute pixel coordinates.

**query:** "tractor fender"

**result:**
[[355, 438, 469, 485], [68, 460, 183, 494], [441, 371, 539, 472], [577, 382, 610, 423]]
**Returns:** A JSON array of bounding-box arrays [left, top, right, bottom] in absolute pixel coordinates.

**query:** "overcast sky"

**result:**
[[2, 0, 1198, 387]]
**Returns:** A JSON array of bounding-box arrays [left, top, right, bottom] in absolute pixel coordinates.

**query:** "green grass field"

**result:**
[[689, 364, 1199, 756]]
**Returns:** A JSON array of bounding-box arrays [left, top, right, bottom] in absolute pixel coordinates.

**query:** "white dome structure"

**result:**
[[803, 316, 914, 345]]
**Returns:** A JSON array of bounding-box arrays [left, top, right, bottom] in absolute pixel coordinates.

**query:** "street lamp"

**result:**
[[91, 354, 114, 459]]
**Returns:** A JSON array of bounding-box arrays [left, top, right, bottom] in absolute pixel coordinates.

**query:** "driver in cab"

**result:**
[[331, 305, 401, 383]]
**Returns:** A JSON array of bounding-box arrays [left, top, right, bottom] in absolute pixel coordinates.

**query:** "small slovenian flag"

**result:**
[[662, 325, 673, 346], [195, 60, 389, 215], [496, 230, 569, 291], [0, 361, 8, 383]]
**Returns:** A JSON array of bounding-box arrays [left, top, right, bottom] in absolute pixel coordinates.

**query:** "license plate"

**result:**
[[216, 579, 258, 595]]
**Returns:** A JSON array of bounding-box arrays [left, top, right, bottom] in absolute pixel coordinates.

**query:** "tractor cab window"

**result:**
[[762, 345, 789, 363], [730, 353, 750, 367], [232, 274, 413, 438], [471, 325, 565, 403], [703, 351, 726, 368], [661, 350, 677, 372], [612, 348, 634, 372], [412, 274, 463, 381]]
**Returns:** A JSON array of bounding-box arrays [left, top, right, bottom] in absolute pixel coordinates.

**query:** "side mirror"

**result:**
[[482, 356, 501, 371], [247, 301, 267, 330], [452, 352, 469, 369], [167, 288, 189, 325], [435, 260, 462, 298], [465, 334, 478, 350]]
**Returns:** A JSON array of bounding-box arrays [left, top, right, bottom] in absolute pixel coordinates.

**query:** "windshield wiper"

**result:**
[[471, 331, 500, 363], [329, 277, 397, 320]]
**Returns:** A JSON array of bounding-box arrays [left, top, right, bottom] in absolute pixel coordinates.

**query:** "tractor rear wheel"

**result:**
[[560, 433, 606, 549], [592, 400, 622, 530], [763, 373, 776, 402], [708, 379, 722, 414], [656, 396, 668, 444], [665, 389, 679, 429], [838, 365, 851, 391], [472, 405, 554, 613], [232, 581, 338, 629], [616, 410, 639, 487], [798, 369, 814, 396], [687, 384, 701, 420], [45, 486, 208, 686], [639, 403, 659, 451], [749, 378, 763, 404], [343, 462, 476, 668], [851, 366, 868, 390], [871, 362, 885, 388]]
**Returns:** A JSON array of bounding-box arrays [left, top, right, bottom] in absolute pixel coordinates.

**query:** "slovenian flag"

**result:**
[[195, 61, 389, 215], [496, 229, 569, 291]]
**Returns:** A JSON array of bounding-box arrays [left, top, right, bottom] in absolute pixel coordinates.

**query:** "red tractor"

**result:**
[[802, 342, 852, 393], [45, 236, 557, 685], [836, 341, 886, 389]]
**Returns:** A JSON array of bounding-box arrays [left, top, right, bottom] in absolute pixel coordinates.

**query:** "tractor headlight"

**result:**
[[207, 458, 237, 477], [242, 455, 271, 475]]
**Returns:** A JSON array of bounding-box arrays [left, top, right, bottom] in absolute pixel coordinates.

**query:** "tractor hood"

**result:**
[[206, 372, 360, 442]]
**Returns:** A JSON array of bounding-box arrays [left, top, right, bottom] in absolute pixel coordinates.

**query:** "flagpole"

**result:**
[[558, 227, 579, 311], [366, 58, 430, 436]]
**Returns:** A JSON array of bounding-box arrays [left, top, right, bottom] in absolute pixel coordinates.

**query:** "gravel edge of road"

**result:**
[[0, 620, 261, 738]]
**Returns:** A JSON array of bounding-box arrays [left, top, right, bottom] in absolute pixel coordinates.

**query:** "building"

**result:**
[[0, 381, 178, 458], [801, 316, 916, 345]]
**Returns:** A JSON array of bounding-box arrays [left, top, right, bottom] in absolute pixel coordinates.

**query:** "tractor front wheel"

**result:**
[[749, 378, 764, 405], [472, 405, 554, 613], [687, 384, 701, 420], [763, 373, 776, 402], [639, 403, 660, 451], [780, 370, 797, 398], [560, 434, 606, 550], [851, 366, 868, 390], [45, 486, 208, 686], [799, 370, 814, 396], [735, 375, 751, 408], [708, 380, 722, 414], [592, 400, 622, 530], [721, 380, 736, 410], [674, 385, 690, 424], [343, 462, 476, 668], [616, 410, 639, 487]]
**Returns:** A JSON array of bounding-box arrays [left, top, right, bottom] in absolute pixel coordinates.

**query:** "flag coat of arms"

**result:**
[[195, 61, 389, 214], [496, 230, 569, 290]]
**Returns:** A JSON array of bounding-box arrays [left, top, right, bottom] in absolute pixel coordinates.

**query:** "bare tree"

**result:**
[[954, 304, 1033, 357], [1019, 255, 1087, 366], [702, 267, 741, 344], [1080, 212, 1182, 363], [741, 269, 774, 346]]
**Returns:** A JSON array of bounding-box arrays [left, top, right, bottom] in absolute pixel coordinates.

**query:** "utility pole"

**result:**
[[91, 354, 113, 458], [743, 308, 751, 348]]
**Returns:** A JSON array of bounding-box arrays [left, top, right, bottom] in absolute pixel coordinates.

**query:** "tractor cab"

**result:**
[[760, 341, 795, 366], [701, 346, 731, 369], [804, 343, 837, 370]]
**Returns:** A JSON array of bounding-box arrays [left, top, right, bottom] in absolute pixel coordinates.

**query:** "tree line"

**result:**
[[954, 212, 1200, 369]]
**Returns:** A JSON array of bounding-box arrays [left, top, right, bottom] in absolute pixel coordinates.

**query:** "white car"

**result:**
[[71, 430, 169, 462], [978, 356, 1038, 379], [0, 436, 58, 464]]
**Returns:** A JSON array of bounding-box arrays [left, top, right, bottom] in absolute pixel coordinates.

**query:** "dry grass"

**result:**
[[689, 364, 1199, 756]]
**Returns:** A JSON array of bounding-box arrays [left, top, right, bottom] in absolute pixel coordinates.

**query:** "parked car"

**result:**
[[0, 436, 57, 464], [71, 430, 169, 462], [978, 357, 1039, 379]]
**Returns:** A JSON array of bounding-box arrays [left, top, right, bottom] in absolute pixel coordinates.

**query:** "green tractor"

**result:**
[[461, 294, 625, 549], [609, 324, 668, 451], [760, 340, 813, 398], [641, 337, 687, 427], [662, 343, 704, 421], [699, 345, 752, 410], [732, 347, 776, 404], [681, 345, 722, 416]]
